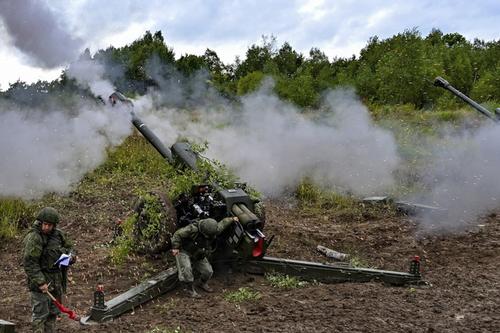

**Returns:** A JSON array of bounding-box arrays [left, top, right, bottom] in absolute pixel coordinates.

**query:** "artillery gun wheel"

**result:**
[[131, 191, 178, 255]]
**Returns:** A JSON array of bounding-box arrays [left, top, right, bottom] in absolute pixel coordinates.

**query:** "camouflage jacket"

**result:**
[[171, 217, 234, 259], [23, 221, 73, 292]]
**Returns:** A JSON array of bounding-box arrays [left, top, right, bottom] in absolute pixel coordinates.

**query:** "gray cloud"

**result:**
[[2, 0, 499, 89], [59, 0, 500, 61], [0, 0, 83, 68]]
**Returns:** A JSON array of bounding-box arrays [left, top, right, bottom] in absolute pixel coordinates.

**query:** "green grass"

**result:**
[[266, 273, 308, 289], [0, 199, 37, 241], [223, 287, 261, 303], [349, 255, 371, 268], [109, 213, 135, 265], [295, 179, 397, 222], [109, 191, 169, 265], [79, 134, 173, 193]]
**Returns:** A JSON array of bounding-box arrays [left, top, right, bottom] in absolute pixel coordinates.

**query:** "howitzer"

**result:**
[[80, 92, 423, 325], [108, 92, 267, 258], [434, 76, 500, 122]]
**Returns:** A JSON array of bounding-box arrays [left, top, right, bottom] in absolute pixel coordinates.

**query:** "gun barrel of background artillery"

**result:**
[[434, 76, 498, 122], [131, 114, 174, 163]]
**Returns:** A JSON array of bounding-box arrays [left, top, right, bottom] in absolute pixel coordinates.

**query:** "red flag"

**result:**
[[46, 291, 80, 321]]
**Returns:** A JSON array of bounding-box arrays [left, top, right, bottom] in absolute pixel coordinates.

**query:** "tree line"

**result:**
[[2, 29, 499, 109]]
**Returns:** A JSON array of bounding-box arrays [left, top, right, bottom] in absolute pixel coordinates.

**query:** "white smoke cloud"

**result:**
[[134, 71, 500, 234], [0, 42, 137, 199], [136, 81, 401, 197], [0, 0, 83, 68], [66, 57, 115, 98], [0, 103, 132, 199], [414, 124, 500, 232]]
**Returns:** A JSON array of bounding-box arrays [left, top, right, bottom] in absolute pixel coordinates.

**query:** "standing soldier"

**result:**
[[23, 207, 76, 333], [171, 216, 238, 298]]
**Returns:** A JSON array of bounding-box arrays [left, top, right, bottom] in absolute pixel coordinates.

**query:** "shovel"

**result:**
[[45, 290, 80, 321]]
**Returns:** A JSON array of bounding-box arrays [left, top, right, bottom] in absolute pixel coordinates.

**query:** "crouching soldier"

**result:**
[[171, 216, 238, 297], [22, 207, 76, 333]]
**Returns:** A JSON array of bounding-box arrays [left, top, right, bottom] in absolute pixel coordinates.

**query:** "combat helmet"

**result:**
[[36, 207, 60, 225], [198, 218, 218, 238]]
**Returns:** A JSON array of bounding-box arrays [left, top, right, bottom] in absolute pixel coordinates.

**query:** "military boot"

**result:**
[[181, 282, 201, 298], [31, 321, 44, 333], [195, 279, 213, 293], [44, 317, 56, 333]]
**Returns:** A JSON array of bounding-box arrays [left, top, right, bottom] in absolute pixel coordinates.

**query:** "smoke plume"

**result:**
[[136, 80, 401, 197], [413, 124, 500, 232], [0, 0, 82, 68], [0, 101, 132, 199], [66, 57, 115, 98]]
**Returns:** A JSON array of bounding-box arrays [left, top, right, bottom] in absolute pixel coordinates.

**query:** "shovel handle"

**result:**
[[45, 290, 57, 302]]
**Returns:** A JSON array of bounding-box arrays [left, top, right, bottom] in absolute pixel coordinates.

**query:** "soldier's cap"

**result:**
[[36, 207, 60, 225], [199, 218, 218, 237]]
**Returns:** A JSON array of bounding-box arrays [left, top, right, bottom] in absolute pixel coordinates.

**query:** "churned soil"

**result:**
[[1, 196, 499, 333]]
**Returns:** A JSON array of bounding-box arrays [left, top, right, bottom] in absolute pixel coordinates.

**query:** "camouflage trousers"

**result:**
[[175, 252, 213, 283], [30, 291, 61, 333]]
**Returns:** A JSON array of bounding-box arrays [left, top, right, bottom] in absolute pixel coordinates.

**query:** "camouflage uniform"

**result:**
[[23, 210, 73, 333], [171, 217, 234, 285]]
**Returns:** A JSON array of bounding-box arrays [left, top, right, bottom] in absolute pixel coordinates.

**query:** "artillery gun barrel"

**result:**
[[434, 76, 498, 122], [131, 115, 174, 163]]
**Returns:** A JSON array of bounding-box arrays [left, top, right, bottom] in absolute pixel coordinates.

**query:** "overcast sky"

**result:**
[[0, 0, 498, 91]]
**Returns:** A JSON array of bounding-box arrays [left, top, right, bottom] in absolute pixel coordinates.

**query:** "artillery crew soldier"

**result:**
[[23, 207, 76, 333], [171, 216, 238, 297]]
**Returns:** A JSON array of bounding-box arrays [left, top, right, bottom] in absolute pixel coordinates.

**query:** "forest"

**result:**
[[1, 28, 498, 110]]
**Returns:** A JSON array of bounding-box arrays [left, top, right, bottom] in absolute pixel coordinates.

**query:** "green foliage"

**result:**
[[137, 193, 165, 239], [295, 179, 358, 210], [125, 31, 175, 82], [4, 28, 499, 108], [176, 54, 207, 76], [266, 273, 307, 289], [471, 64, 500, 101], [275, 72, 318, 107], [166, 140, 254, 200], [110, 213, 135, 265], [433, 110, 462, 122], [295, 179, 397, 221], [236, 71, 265, 95], [0, 199, 36, 240], [373, 29, 441, 107], [295, 179, 323, 203], [88, 134, 173, 183], [166, 168, 205, 200], [203, 158, 240, 190], [235, 35, 276, 78], [275, 42, 304, 77], [223, 287, 261, 303], [349, 255, 370, 268], [434, 93, 461, 110], [110, 190, 175, 263]]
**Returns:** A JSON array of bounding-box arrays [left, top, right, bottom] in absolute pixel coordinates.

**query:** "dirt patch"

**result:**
[[1, 197, 499, 332]]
